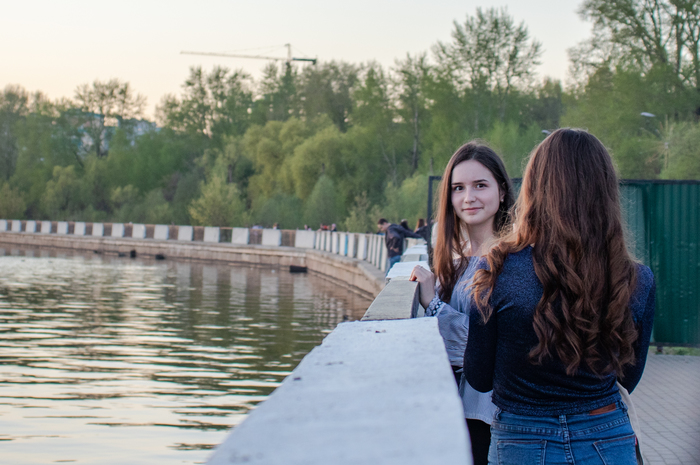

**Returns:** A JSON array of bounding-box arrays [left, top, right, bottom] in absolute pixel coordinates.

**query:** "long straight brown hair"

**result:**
[[434, 142, 514, 302], [472, 128, 638, 377]]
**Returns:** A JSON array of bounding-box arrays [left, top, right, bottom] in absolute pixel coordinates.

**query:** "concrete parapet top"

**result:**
[[362, 279, 422, 320], [206, 318, 470, 465]]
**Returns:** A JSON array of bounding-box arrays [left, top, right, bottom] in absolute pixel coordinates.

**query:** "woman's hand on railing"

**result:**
[[409, 265, 436, 309]]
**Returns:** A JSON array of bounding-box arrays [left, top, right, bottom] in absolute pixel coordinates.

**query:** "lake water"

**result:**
[[0, 247, 372, 464]]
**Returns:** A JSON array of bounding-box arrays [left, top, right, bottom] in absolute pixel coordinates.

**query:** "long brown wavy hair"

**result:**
[[434, 142, 514, 302], [472, 128, 638, 377]]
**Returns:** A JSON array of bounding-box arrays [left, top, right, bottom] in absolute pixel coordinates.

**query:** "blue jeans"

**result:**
[[488, 401, 636, 465], [387, 255, 401, 275]]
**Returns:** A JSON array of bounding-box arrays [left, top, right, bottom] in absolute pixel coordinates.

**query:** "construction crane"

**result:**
[[181, 44, 317, 65]]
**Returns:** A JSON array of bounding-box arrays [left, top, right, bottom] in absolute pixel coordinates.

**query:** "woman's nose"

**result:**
[[464, 188, 476, 203]]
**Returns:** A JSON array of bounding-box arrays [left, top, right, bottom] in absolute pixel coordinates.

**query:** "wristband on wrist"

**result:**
[[425, 296, 445, 316]]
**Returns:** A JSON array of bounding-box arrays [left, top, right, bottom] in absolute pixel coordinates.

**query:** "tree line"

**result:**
[[1, 3, 699, 232]]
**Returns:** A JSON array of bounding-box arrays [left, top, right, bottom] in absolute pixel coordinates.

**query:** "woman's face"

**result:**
[[450, 160, 503, 231]]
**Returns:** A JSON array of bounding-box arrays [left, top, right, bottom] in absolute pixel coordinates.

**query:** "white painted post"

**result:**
[[0, 219, 6, 231], [11, 220, 22, 232], [41, 221, 52, 234], [331, 232, 339, 254], [203, 226, 220, 243], [262, 229, 282, 246], [111, 223, 125, 238], [154, 224, 169, 240], [320, 231, 328, 251], [177, 225, 194, 241], [380, 239, 388, 272], [74, 222, 86, 236], [25, 220, 37, 233], [357, 234, 367, 260], [368, 235, 377, 265], [347, 233, 356, 258], [232, 227, 249, 245], [338, 232, 347, 256], [295, 230, 316, 249], [131, 223, 146, 239], [91, 223, 104, 237], [57, 222, 69, 235]]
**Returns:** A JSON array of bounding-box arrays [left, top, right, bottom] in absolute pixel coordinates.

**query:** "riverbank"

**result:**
[[0, 231, 385, 299]]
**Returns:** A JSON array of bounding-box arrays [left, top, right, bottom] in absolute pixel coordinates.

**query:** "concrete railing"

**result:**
[[205, 240, 472, 465], [0, 220, 389, 274]]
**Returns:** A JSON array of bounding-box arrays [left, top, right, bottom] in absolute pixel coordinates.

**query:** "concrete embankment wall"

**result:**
[[0, 232, 385, 298], [206, 242, 472, 465]]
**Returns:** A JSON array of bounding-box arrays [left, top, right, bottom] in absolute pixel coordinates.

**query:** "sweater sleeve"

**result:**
[[464, 302, 498, 393], [620, 268, 656, 393], [432, 302, 470, 367]]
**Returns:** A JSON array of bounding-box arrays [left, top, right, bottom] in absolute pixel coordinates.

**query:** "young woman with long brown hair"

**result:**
[[465, 129, 656, 464], [410, 141, 514, 465]]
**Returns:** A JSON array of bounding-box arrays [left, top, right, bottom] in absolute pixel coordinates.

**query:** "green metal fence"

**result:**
[[621, 181, 700, 346]]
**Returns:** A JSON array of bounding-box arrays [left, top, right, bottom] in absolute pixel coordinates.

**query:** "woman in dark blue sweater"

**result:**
[[465, 129, 655, 465]]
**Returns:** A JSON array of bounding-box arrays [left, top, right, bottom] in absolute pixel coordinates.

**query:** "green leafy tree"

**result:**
[[434, 7, 542, 129], [484, 121, 545, 176], [74, 79, 146, 158], [303, 175, 341, 228], [254, 193, 304, 229], [0, 85, 29, 180], [344, 191, 382, 233], [0, 182, 26, 218], [660, 122, 700, 179], [379, 174, 429, 228], [298, 61, 358, 131], [577, 0, 700, 90], [159, 66, 253, 148], [394, 53, 432, 172], [41, 165, 86, 219], [189, 174, 244, 226]]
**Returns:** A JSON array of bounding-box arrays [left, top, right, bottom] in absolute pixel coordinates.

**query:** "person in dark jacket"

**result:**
[[377, 218, 421, 270]]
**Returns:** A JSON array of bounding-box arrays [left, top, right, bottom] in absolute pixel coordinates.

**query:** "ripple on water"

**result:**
[[0, 249, 372, 465]]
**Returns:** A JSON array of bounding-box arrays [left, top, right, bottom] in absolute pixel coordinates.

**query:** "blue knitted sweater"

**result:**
[[464, 246, 656, 416]]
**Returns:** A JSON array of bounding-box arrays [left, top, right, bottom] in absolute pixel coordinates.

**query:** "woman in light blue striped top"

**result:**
[[410, 141, 515, 465]]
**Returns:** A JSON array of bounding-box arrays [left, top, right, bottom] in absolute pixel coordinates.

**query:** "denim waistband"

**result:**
[[493, 401, 630, 437]]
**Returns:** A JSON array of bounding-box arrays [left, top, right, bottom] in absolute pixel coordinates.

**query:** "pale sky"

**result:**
[[1, 0, 592, 118]]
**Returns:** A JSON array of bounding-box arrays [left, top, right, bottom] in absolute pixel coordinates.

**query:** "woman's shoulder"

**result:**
[[634, 262, 654, 287], [633, 262, 655, 300], [500, 245, 534, 271]]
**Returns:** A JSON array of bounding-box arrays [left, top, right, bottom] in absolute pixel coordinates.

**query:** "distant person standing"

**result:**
[[377, 218, 422, 270], [414, 218, 431, 242]]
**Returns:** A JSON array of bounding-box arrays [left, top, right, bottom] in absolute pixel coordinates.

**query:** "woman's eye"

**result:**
[[453, 185, 463, 192]]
